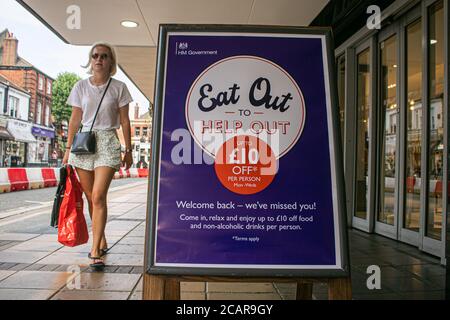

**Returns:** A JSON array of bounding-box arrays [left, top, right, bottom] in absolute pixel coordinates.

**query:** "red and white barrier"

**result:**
[[0, 167, 149, 194], [0, 169, 10, 193]]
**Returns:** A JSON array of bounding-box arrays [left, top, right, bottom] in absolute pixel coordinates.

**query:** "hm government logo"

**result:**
[[175, 41, 218, 56]]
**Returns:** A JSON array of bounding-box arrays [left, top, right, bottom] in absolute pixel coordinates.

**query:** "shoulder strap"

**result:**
[[89, 78, 112, 133]]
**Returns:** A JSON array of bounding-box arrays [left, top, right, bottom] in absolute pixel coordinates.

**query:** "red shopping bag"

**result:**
[[57, 165, 89, 247]]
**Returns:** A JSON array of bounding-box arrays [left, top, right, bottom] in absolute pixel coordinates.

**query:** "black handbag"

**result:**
[[71, 78, 112, 155], [50, 165, 68, 228]]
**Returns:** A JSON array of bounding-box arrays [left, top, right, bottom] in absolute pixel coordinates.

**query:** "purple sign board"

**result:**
[[32, 126, 55, 139], [146, 25, 349, 277]]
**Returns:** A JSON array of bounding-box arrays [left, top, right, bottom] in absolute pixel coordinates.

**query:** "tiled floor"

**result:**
[[0, 180, 447, 300]]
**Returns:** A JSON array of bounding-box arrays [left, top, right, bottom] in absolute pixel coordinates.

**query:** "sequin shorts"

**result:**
[[68, 130, 121, 172]]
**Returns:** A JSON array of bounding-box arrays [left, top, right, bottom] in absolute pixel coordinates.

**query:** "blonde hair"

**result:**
[[82, 42, 118, 76]]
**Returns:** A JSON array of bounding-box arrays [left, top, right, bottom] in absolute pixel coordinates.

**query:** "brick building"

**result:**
[[0, 73, 32, 167], [118, 103, 152, 168], [0, 29, 55, 165]]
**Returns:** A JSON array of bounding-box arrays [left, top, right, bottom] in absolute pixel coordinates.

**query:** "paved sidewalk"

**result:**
[[0, 180, 446, 300]]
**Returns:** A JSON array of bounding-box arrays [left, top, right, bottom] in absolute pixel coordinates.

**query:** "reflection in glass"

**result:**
[[337, 55, 346, 146], [354, 49, 370, 220], [378, 35, 397, 225], [427, 1, 444, 240], [404, 20, 422, 232]]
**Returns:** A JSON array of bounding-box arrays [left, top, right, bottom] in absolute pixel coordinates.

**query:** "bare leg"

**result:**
[[75, 167, 108, 250], [90, 166, 116, 259]]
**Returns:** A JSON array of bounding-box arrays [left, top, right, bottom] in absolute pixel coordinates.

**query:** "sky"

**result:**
[[0, 0, 150, 118]]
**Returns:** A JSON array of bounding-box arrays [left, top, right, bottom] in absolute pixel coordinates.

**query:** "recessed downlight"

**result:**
[[121, 20, 139, 28]]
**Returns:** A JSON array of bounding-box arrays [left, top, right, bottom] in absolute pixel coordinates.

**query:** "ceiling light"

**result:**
[[121, 20, 139, 28]]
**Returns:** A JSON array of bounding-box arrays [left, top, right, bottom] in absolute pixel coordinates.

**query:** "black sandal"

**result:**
[[87, 248, 109, 258], [89, 256, 105, 271]]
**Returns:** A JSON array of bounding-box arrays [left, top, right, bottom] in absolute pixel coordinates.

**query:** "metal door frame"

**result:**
[[374, 23, 402, 240], [399, 5, 423, 246]]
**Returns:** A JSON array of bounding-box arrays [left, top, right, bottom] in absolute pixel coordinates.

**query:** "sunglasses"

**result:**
[[91, 53, 109, 60]]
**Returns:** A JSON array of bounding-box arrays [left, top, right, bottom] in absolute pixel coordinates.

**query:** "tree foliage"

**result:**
[[52, 72, 81, 123]]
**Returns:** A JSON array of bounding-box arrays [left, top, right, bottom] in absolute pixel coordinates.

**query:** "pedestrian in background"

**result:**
[[62, 42, 133, 270]]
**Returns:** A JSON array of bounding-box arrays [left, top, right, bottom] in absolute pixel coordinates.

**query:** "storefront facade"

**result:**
[[30, 124, 55, 165], [5, 118, 36, 167], [330, 0, 449, 261], [0, 116, 13, 167]]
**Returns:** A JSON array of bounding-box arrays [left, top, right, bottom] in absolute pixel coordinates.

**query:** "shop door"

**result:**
[[375, 24, 400, 239], [399, 9, 423, 246], [352, 40, 376, 232], [376, 2, 444, 258]]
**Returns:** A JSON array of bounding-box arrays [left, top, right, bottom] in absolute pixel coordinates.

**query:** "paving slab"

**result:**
[[103, 253, 143, 266], [127, 230, 145, 237], [129, 291, 142, 300], [0, 288, 55, 300], [0, 271, 72, 290], [134, 277, 143, 291], [0, 233, 40, 241], [117, 237, 144, 245], [57, 243, 93, 254], [5, 241, 63, 252], [115, 266, 134, 274], [118, 212, 147, 220], [0, 270, 15, 282], [130, 266, 143, 274], [0, 251, 51, 264], [8, 263, 30, 271], [32, 234, 58, 242], [57, 238, 123, 254], [105, 220, 142, 231], [37, 252, 90, 266], [0, 241, 22, 251], [52, 289, 130, 300], [104, 230, 130, 237], [107, 244, 144, 255], [108, 203, 142, 212], [75, 273, 140, 291]]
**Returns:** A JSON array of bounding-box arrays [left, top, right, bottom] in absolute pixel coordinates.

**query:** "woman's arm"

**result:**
[[119, 104, 133, 169], [62, 107, 82, 164]]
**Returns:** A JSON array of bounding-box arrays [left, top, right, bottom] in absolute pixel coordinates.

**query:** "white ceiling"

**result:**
[[20, 0, 329, 101]]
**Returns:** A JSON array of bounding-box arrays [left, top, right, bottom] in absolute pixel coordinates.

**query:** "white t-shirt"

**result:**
[[67, 77, 133, 131]]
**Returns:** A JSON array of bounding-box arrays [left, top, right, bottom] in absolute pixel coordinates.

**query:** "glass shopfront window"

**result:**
[[426, 1, 444, 240], [378, 35, 398, 226], [339, 0, 447, 257], [404, 19, 423, 232], [4, 140, 26, 167], [354, 49, 371, 220]]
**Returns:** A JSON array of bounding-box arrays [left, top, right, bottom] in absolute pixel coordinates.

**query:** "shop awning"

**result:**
[[0, 127, 13, 140], [7, 119, 37, 143], [17, 0, 330, 102]]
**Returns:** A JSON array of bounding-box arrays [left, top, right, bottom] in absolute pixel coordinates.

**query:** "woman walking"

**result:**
[[63, 42, 133, 270]]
